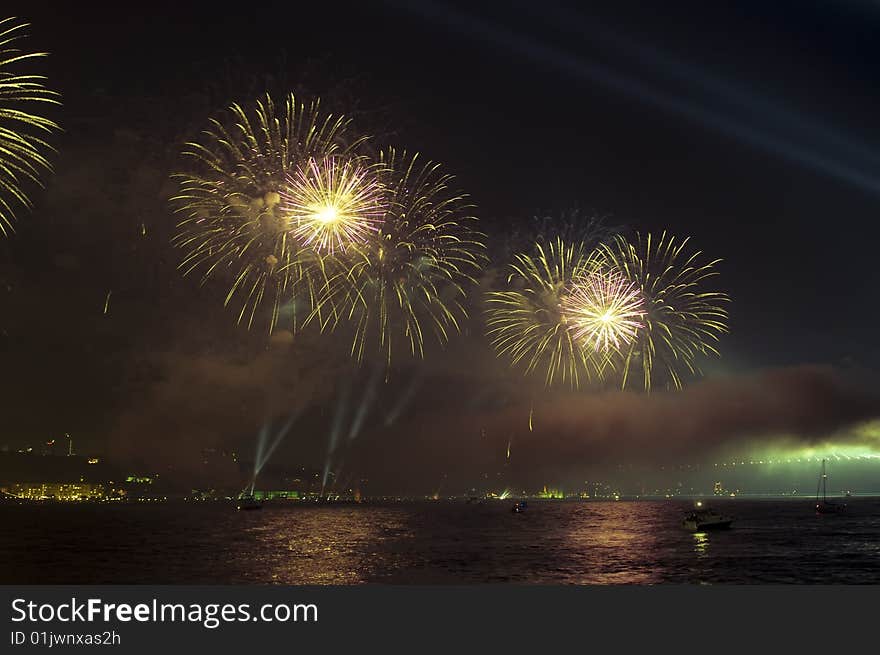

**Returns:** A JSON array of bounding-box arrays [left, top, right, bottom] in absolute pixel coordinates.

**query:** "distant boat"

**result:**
[[815, 459, 846, 515], [511, 500, 528, 513], [236, 493, 262, 511], [682, 501, 733, 531], [236, 480, 262, 511]]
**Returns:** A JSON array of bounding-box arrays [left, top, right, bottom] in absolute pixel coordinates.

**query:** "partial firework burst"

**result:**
[[171, 93, 364, 331], [281, 155, 385, 254], [561, 268, 645, 353], [325, 148, 486, 367], [485, 238, 610, 388], [0, 17, 60, 236], [598, 231, 729, 390]]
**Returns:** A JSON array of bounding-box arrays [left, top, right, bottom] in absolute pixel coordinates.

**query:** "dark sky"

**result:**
[[2, 0, 879, 491]]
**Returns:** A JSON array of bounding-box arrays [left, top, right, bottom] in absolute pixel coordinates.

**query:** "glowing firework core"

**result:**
[[561, 270, 645, 352], [314, 205, 340, 223], [283, 157, 385, 253]]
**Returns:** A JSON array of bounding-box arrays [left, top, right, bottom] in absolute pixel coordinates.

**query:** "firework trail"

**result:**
[[170, 93, 365, 331], [597, 231, 729, 390], [0, 17, 60, 236]]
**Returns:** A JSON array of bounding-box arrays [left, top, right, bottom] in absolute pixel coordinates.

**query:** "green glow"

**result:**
[[251, 490, 300, 500], [713, 439, 880, 469], [537, 487, 564, 499]]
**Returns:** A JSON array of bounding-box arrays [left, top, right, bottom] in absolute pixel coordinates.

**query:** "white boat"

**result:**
[[682, 502, 733, 531]]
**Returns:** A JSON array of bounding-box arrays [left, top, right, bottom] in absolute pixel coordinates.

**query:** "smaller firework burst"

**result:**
[[597, 231, 729, 391], [485, 238, 609, 388], [561, 269, 645, 353], [281, 156, 385, 254], [320, 148, 486, 367]]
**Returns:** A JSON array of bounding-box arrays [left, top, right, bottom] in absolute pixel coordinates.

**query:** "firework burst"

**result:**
[[171, 93, 364, 331], [324, 148, 486, 367], [0, 17, 60, 236], [561, 268, 645, 353], [597, 231, 729, 390], [485, 238, 610, 388], [281, 155, 385, 254]]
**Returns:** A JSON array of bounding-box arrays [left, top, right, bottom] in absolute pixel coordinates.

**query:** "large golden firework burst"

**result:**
[[0, 17, 60, 236], [170, 93, 367, 331]]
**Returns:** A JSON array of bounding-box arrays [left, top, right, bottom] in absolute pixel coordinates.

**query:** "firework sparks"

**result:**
[[597, 231, 729, 390], [0, 17, 60, 236], [561, 268, 645, 353], [281, 156, 385, 254], [170, 93, 363, 331], [485, 238, 610, 388], [324, 148, 486, 367]]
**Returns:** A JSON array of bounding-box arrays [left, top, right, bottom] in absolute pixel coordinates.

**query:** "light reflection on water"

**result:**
[[562, 503, 664, 583], [692, 532, 709, 558], [239, 507, 412, 584], [1, 499, 879, 584]]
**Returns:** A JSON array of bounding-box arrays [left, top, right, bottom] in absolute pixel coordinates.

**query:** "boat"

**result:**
[[815, 459, 846, 515], [511, 500, 528, 513], [236, 480, 263, 511], [682, 502, 733, 531], [236, 492, 262, 511]]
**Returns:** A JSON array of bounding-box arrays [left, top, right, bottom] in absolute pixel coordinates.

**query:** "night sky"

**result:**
[[2, 0, 879, 492]]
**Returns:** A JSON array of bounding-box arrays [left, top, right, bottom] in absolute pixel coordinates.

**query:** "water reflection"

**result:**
[[233, 506, 412, 584], [562, 503, 666, 584], [5, 499, 880, 584], [692, 532, 709, 558]]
